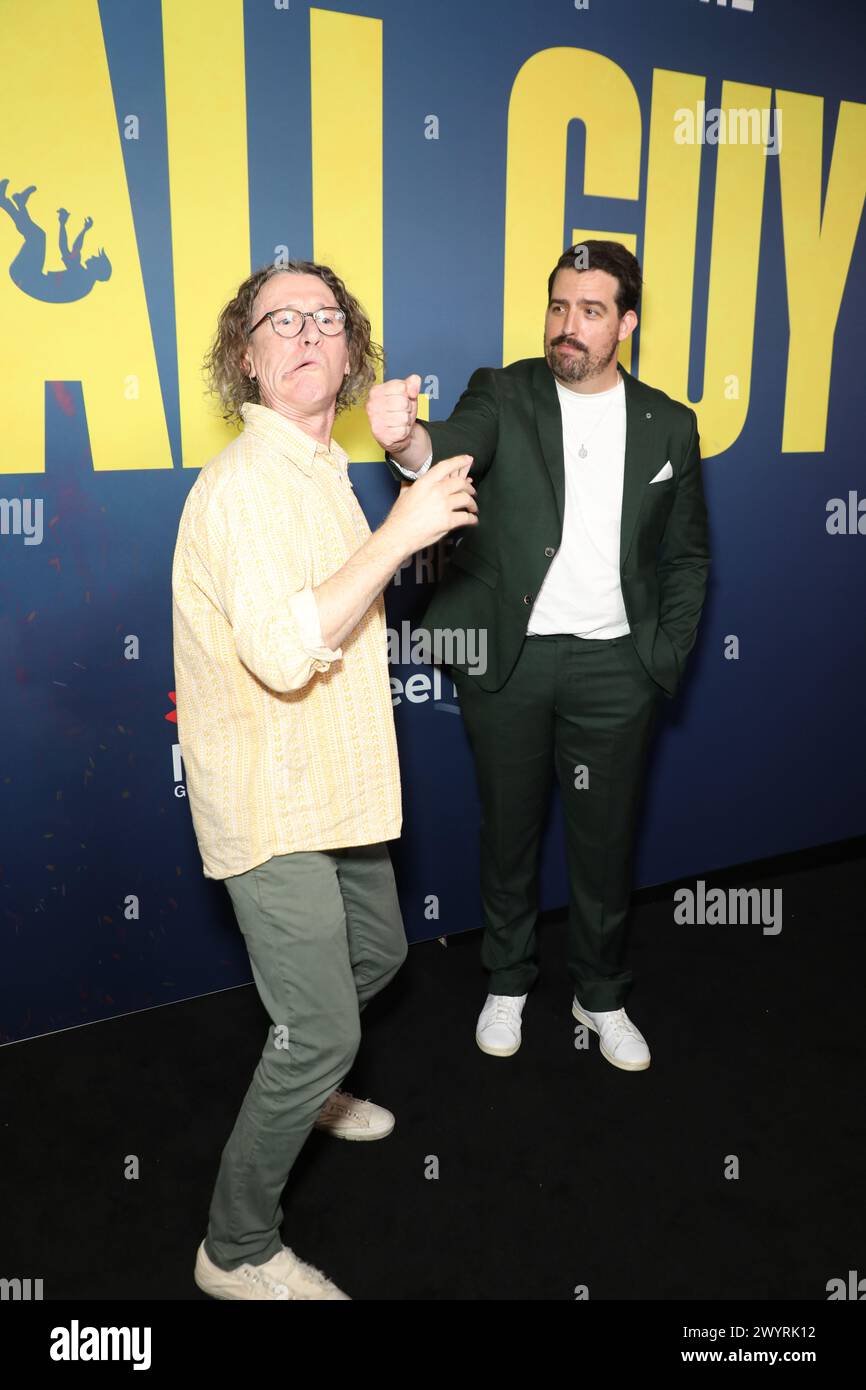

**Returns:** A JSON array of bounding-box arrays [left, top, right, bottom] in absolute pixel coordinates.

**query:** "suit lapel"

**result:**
[[531, 359, 662, 570], [618, 364, 663, 568], [531, 359, 566, 524]]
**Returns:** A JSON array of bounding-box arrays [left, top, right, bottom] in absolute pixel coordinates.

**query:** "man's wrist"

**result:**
[[373, 513, 413, 572], [389, 422, 431, 468], [391, 447, 433, 479], [387, 436, 413, 459]]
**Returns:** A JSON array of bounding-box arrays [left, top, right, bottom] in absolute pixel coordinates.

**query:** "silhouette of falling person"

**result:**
[[0, 180, 111, 303]]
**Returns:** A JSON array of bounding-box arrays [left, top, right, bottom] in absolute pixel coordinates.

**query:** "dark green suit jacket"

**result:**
[[386, 357, 710, 698]]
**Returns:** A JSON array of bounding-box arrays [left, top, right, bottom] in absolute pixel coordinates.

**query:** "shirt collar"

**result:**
[[240, 401, 350, 478], [554, 373, 624, 404]]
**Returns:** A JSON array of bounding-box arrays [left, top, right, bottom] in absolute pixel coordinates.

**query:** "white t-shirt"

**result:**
[[527, 375, 630, 638]]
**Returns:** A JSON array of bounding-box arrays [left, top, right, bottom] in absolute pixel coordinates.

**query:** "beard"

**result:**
[[546, 333, 619, 385]]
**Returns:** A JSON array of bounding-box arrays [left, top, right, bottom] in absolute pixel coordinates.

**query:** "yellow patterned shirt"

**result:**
[[171, 402, 402, 879]]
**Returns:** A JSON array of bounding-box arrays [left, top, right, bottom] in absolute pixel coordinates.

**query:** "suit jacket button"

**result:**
[[523, 594, 533, 605], [544, 546, 555, 557]]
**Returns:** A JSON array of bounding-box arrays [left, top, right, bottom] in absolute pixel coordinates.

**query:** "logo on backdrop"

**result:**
[[0, 178, 111, 302], [165, 691, 186, 798]]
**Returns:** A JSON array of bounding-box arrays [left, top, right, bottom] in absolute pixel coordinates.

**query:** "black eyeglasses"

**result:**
[[246, 306, 347, 339]]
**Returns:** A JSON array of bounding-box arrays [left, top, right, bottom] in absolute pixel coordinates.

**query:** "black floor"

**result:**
[[2, 838, 864, 1302]]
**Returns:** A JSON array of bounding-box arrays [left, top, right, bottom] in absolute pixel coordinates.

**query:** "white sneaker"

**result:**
[[476, 993, 527, 1056], [572, 997, 650, 1071], [313, 1089, 395, 1141], [194, 1240, 350, 1300]]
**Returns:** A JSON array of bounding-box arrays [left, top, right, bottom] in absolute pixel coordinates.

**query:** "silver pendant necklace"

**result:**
[[576, 394, 618, 458]]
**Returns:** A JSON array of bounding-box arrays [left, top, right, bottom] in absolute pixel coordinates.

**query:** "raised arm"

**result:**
[[183, 458, 478, 692], [369, 368, 500, 486]]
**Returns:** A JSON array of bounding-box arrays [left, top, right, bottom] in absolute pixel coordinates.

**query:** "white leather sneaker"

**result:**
[[476, 993, 527, 1056], [572, 996, 650, 1071], [313, 1089, 395, 1141], [194, 1240, 350, 1300]]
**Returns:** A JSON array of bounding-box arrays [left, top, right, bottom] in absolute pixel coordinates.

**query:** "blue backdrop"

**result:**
[[1, 0, 864, 1044]]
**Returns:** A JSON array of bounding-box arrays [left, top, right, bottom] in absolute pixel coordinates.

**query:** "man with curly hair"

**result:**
[[172, 261, 476, 1300]]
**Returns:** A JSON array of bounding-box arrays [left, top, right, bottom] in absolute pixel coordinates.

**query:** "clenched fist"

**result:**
[[367, 374, 422, 454]]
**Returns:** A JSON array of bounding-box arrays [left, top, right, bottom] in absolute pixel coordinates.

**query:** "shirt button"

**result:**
[[544, 546, 555, 557], [523, 594, 533, 605]]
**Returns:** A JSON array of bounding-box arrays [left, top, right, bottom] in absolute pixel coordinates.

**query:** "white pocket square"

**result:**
[[649, 460, 673, 484]]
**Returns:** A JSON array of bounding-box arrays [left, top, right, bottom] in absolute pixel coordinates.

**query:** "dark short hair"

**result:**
[[547, 240, 642, 317]]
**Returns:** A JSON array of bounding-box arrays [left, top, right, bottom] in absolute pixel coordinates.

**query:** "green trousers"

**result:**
[[204, 842, 407, 1271], [452, 632, 663, 1010]]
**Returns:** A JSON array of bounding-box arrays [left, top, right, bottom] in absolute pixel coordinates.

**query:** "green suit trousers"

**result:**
[[452, 631, 662, 1010]]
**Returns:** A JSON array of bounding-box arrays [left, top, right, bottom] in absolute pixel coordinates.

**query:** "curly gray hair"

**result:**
[[204, 260, 384, 426]]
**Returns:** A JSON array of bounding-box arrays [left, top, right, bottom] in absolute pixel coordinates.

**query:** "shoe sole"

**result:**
[[194, 1243, 349, 1300], [313, 1118, 395, 1141], [571, 1001, 650, 1072], [475, 1032, 521, 1057], [194, 1273, 244, 1300]]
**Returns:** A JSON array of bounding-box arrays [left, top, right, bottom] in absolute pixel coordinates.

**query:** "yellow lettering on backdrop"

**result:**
[[502, 49, 641, 369], [310, 8, 383, 461], [163, 0, 249, 467], [778, 92, 866, 452], [641, 73, 770, 459], [0, 0, 171, 474]]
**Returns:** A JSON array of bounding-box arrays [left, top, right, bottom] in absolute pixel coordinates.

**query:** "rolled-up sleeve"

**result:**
[[287, 584, 343, 668]]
